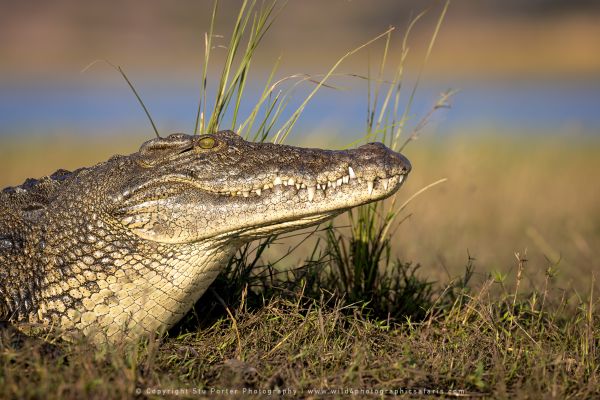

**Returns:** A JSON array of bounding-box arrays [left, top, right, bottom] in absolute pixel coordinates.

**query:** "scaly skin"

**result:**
[[0, 130, 411, 342]]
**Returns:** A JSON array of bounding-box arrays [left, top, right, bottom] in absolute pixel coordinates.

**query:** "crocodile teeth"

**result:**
[[381, 178, 389, 190], [307, 186, 316, 202], [348, 166, 356, 179], [217, 172, 404, 199]]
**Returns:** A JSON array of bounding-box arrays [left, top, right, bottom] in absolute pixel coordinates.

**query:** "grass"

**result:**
[[1, 268, 597, 398], [1, 0, 599, 398]]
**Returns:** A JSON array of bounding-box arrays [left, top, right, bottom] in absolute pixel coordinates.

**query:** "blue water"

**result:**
[[1, 76, 599, 139]]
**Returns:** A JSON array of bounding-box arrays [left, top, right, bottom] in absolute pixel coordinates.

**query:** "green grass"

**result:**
[[1, 0, 599, 398]]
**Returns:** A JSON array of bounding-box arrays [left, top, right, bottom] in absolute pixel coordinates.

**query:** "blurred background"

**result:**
[[1, 0, 599, 291]]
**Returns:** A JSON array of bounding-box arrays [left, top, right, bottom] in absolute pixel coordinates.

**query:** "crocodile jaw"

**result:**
[[117, 132, 411, 244]]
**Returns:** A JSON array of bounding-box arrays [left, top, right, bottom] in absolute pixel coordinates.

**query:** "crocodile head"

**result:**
[[115, 130, 411, 244], [1, 130, 411, 342]]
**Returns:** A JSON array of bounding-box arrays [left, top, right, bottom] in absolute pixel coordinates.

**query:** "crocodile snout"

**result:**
[[357, 142, 411, 171]]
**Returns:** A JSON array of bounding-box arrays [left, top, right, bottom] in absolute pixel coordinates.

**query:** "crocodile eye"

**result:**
[[197, 136, 217, 149]]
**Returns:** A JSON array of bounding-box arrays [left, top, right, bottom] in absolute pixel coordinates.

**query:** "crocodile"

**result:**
[[0, 130, 411, 343]]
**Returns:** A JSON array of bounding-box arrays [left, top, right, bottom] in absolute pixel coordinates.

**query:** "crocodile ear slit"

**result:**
[[136, 134, 195, 167]]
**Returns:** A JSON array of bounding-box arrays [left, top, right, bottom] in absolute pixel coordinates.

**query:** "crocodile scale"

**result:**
[[0, 131, 411, 343]]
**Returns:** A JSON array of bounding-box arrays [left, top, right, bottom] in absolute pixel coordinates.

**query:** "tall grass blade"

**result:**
[[273, 27, 395, 144], [194, 0, 218, 135], [81, 60, 160, 138], [392, 0, 450, 150]]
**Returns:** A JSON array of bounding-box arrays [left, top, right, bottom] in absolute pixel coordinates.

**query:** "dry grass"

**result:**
[[399, 134, 600, 292], [1, 272, 598, 399]]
